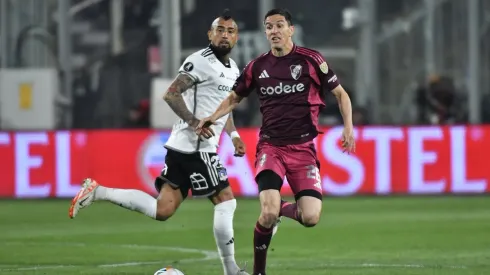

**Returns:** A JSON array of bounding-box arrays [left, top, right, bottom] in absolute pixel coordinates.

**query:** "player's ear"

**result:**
[[289, 25, 295, 37], [207, 29, 212, 41]]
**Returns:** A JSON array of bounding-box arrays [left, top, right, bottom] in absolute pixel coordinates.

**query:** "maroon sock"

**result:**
[[280, 201, 303, 225], [253, 221, 273, 275]]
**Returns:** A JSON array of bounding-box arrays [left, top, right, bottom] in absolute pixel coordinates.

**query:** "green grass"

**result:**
[[1, 196, 490, 274]]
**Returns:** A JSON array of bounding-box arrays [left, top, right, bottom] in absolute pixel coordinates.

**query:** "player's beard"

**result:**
[[209, 43, 232, 58]]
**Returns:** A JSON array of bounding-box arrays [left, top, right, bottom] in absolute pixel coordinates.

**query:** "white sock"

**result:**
[[213, 199, 239, 275], [95, 186, 157, 219]]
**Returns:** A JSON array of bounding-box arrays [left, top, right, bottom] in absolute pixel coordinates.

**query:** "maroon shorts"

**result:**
[[255, 140, 322, 197]]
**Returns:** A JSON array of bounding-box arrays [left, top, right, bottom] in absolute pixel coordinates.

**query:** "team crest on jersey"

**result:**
[[290, 65, 302, 80], [319, 62, 329, 74]]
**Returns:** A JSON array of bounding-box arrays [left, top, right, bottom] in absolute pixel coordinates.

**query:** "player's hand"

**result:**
[[232, 137, 246, 157], [195, 116, 216, 139], [341, 126, 355, 154]]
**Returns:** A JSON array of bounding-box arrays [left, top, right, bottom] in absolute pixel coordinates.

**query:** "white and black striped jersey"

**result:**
[[165, 47, 240, 153]]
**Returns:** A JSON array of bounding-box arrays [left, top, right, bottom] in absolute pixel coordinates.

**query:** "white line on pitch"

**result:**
[[269, 262, 468, 269], [0, 242, 219, 271]]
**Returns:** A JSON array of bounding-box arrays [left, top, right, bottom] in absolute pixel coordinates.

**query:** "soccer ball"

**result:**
[[154, 267, 184, 275]]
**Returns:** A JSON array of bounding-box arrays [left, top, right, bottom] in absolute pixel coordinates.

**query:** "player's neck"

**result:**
[[218, 54, 230, 65], [209, 44, 231, 66], [271, 42, 295, 57]]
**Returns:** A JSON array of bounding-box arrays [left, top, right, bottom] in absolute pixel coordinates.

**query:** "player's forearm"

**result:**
[[164, 93, 198, 125], [337, 91, 353, 128], [163, 74, 199, 126], [211, 91, 243, 121], [224, 112, 237, 136]]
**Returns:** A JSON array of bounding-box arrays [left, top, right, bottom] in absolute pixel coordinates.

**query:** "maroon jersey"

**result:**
[[233, 45, 340, 145]]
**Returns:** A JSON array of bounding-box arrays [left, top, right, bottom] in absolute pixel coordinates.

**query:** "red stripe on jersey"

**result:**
[[296, 47, 325, 65], [244, 59, 257, 89], [306, 60, 324, 105], [306, 60, 321, 86]]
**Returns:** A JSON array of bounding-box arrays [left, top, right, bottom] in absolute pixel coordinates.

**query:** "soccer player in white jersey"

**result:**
[[68, 10, 249, 275]]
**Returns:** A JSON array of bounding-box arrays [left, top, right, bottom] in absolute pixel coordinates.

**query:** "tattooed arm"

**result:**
[[163, 73, 200, 127]]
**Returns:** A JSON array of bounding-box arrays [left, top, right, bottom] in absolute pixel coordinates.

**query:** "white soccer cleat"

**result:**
[[69, 178, 99, 219], [272, 217, 281, 237], [236, 262, 250, 275]]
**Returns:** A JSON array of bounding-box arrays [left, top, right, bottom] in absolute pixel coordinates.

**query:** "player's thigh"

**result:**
[[284, 145, 323, 226], [155, 183, 184, 221], [255, 142, 286, 192], [284, 143, 323, 201], [154, 150, 191, 220]]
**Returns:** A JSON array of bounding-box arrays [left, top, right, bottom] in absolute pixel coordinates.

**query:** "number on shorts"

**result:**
[[306, 165, 321, 184], [161, 164, 168, 176], [210, 155, 224, 169]]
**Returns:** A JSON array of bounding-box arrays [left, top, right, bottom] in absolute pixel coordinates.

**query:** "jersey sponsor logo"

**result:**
[[218, 85, 232, 92], [259, 82, 305, 95], [290, 65, 302, 80], [259, 70, 270, 79], [319, 62, 329, 74], [183, 62, 194, 72]]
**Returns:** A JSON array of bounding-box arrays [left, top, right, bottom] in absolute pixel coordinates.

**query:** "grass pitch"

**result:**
[[0, 196, 489, 274]]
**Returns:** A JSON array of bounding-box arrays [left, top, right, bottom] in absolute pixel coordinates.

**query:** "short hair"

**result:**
[[210, 9, 236, 30], [219, 8, 233, 21], [264, 8, 293, 26]]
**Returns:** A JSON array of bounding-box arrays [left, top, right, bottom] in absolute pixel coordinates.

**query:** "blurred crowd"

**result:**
[[18, 0, 488, 130]]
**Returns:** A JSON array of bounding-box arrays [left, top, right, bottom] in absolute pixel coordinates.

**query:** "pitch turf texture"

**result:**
[[1, 197, 489, 275]]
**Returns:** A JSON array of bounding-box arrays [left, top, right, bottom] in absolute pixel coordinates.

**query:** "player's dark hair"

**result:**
[[219, 8, 233, 21], [264, 8, 293, 26]]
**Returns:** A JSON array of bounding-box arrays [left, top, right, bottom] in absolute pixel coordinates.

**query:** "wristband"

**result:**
[[230, 131, 240, 139]]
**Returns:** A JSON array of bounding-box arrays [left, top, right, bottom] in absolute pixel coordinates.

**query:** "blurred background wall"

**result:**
[[1, 0, 489, 198], [2, 0, 489, 130]]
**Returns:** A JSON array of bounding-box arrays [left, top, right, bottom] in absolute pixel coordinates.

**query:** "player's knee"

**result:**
[[210, 186, 235, 205], [259, 211, 279, 228], [301, 212, 321, 227], [155, 201, 177, 221]]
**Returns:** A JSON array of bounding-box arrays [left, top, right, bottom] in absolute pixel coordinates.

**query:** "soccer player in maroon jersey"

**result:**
[[197, 8, 355, 275]]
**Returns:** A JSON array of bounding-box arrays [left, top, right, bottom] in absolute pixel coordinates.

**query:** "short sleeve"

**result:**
[[232, 60, 257, 97], [303, 49, 341, 92], [178, 54, 208, 83], [318, 59, 340, 92]]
